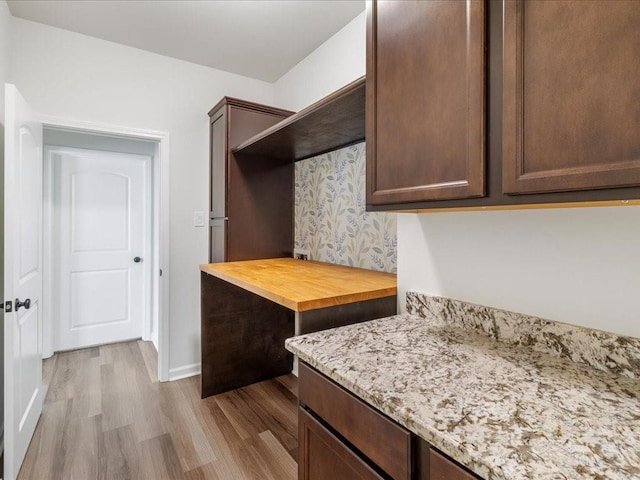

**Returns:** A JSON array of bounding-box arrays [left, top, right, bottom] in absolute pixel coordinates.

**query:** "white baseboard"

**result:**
[[168, 363, 201, 381]]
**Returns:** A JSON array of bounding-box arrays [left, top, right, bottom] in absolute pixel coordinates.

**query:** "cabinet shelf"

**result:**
[[233, 76, 365, 162]]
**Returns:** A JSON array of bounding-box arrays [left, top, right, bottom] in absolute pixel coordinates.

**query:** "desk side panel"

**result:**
[[201, 272, 294, 398]]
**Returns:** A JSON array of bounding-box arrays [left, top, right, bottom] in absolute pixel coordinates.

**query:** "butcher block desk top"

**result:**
[[200, 258, 397, 312]]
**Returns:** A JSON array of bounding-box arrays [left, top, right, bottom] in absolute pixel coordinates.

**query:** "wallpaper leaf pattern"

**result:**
[[295, 143, 397, 273]]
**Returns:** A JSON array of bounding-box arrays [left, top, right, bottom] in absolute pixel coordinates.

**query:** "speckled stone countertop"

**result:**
[[285, 296, 640, 480]]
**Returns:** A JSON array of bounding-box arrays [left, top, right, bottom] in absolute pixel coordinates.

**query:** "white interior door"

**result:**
[[4, 84, 43, 480], [49, 146, 148, 351]]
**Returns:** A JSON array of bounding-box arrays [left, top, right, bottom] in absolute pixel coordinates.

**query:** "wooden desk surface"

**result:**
[[200, 258, 397, 312]]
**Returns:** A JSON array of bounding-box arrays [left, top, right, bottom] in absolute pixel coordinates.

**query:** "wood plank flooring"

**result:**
[[18, 340, 298, 480]]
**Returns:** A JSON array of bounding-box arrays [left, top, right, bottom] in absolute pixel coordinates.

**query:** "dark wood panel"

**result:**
[[367, 0, 486, 204], [208, 98, 293, 262], [503, 0, 640, 194], [297, 295, 396, 335], [208, 96, 293, 121], [209, 110, 227, 262], [200, 272, 294, 398], [415, 436, 431, 480], [298, 407, 384, 480], [298, 363, 411, 480], [210, 110, 226, 217], [227, 152, 294, 261], [366, 0, 640, 212], [233, 77, 365, 161], [430, 448, 480, 480], [228, 104, 292, 149], [227, 105, 294, 261]]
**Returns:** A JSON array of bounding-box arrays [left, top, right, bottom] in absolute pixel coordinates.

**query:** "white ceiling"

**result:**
[[7, 0, 365, 83]]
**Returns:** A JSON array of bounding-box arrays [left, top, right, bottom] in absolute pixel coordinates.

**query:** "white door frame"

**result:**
[[39, 115, 170, 382]]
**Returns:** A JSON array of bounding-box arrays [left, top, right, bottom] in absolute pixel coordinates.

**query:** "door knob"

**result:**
[[134, 257, 142, 263], [15, 298, 31, 311]]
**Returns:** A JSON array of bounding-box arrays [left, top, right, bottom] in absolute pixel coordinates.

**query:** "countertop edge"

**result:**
[[201, 265, 300, 310], [200, 260, 397, 312]]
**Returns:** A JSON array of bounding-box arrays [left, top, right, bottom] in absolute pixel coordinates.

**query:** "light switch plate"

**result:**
[[193, 211, 205, 227]]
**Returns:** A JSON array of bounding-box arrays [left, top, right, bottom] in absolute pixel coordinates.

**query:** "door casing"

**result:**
[[40, 116, 170, 382]]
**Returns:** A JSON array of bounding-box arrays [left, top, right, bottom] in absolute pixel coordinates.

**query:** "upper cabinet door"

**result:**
[[503, 0, 640, 195], [366, 0, 486, 206]]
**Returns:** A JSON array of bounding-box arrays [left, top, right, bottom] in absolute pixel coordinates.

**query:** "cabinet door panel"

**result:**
[[503, 0, 640, 194], [430, 448, 480, 480], [299, 407, 384, 480], [210, 111, 227, 218], [366, 0, 486, 205], [299, 363, 411, 480]]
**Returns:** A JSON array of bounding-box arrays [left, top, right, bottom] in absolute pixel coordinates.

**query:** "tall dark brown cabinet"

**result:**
[[208, 98, 293, 262]]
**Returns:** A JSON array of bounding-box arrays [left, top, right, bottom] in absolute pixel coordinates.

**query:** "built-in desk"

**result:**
[[199, 258, 397, 398]]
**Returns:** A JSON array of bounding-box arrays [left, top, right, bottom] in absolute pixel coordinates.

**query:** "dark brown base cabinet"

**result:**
[[299, 408, 385, 480], [428, 450, 479, 480], [366, 0, 640, 211], [298, 363, 481, 480]]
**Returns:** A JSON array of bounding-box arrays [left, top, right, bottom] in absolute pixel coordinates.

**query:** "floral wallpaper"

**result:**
[[295, 143, 397, 273]]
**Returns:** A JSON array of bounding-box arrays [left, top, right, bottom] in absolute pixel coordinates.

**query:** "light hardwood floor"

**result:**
[[18, 340, 298, 480]]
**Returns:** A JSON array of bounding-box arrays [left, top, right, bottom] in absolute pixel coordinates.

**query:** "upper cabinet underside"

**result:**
[[233, 77, 365, 162]]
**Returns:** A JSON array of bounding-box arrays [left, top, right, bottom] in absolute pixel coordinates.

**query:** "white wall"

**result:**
[[10, 17, 276, 377], [274, 11, 365, 111], [0, 0, 10, 92], [277, 7, 640, 340], [398, 208, 640, 338]]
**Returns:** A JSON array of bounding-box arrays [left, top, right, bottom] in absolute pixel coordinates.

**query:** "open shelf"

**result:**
[[233, 76, 365, 162]]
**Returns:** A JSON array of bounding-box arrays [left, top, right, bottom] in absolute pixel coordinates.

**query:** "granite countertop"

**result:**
[[285, 300, 640, 480]]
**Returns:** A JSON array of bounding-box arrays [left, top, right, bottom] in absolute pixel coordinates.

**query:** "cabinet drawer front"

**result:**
[[430, 448, 480, 480], [299, 363, 411, 480], [299, 407, 385, 480]]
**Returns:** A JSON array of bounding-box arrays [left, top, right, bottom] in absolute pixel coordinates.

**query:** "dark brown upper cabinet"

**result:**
[[366, 0, 640, 212], [502, 0, 640, 195], [366, 0, 486, 205]]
